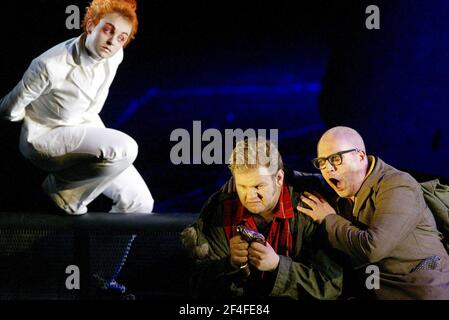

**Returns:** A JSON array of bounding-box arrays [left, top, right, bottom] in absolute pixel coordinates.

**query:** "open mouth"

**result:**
[[329, 178, 341, 189]]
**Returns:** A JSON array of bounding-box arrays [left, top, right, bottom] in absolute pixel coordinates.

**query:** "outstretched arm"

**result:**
[[300, 176, 423, 266]]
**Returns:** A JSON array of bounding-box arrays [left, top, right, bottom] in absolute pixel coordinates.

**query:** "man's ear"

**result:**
[[358, 150, 367, 161], [276, 169, 284, 187]]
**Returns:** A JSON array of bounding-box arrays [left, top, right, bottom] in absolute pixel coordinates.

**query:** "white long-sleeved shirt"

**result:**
[[0, 34, 123, 158]]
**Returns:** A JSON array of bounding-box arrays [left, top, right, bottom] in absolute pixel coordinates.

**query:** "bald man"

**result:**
[[298, 126, 449, 299]]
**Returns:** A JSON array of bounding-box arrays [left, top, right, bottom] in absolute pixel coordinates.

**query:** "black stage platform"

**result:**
[[0, 212, 198, 300]]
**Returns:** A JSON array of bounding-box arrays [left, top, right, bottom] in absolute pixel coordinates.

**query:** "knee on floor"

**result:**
[[130, 192, 154, 214], [139, 197, 154, 214], [111, 196, 154, 214]]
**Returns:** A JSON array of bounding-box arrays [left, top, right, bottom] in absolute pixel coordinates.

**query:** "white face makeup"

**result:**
[[85, 13, 132, 60]]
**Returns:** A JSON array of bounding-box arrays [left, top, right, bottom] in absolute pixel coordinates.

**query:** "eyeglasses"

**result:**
[[311, 148, 360, 170]]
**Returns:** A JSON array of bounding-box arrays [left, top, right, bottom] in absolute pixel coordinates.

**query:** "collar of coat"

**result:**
[[77, 33, 105, 68], [352, 156, 385, 216], [66, 33, 123, 67], [215, 181, 302, 230], [60, 34, 123, 101], [223, 182, 294, 256]]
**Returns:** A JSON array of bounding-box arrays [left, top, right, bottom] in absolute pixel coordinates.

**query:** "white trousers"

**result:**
[[23, 126, 154, 214]]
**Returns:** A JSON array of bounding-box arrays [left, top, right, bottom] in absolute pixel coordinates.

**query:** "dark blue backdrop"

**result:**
[[1, 0, 448, 213]]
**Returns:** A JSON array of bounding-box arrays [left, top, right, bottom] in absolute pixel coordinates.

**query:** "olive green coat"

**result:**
[[324, 157, 449, 299], [182, 174, 343, 300]]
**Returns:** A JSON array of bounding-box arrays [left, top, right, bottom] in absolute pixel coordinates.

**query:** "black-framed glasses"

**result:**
[[311, 148, 360, 170]]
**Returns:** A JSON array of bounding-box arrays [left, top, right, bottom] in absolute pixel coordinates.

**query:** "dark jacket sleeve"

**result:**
[[271, 252, 343, 299], [182, 189, 343, 300], [270, 198, 343, 300], [181, 192, 247, 299]]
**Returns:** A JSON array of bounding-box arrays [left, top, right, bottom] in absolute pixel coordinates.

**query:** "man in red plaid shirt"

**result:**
[[182, 137, 343, 300]]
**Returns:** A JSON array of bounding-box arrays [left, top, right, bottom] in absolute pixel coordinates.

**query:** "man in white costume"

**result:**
[[0, 0, 153, 215], [0, 0, 152, 298]]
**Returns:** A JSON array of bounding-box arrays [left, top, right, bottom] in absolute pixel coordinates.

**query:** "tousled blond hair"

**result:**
[[228, 138, 283, 175]]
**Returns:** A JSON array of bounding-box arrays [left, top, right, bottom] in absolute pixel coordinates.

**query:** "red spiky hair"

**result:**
[[82, 0, 138, 47]]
